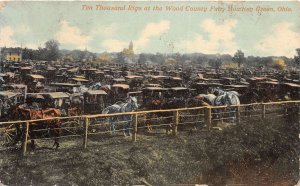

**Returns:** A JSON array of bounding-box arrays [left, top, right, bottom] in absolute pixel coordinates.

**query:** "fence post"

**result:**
[[173, 110, 179, 136], [284, 103, 288, 116], [205, 107, 212, 131], [22, 122, 29, 156], [132, 114, 138, 142], [261, 104, 266, 120], [83, 117, 89, 149], [297, 102, 300, 122], [236, 106, 240, 124]]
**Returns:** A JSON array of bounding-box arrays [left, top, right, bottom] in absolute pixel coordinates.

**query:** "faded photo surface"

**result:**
[[0, 1, 299, 186]]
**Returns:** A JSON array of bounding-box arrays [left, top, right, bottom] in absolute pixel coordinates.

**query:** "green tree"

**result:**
[[96, 53, 112, 64], [165, 57, 177, 65], [209, 58, 222, 69], [273, 58, 287, 70], [294, 48, 300, 67], [138, 53, 147, 65], [196, 56, 205, 66], [232, 50, 246, 68], [116, 52, 125, 64], [37, 47, 48, 60], [44, 39, 60, 61], [150, 53, 164, 64], [22, 48, 36, 60]]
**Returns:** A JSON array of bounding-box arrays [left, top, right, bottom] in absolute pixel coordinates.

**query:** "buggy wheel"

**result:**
[[89, 117, 112, 135], [1, 124, 18, 146], [62, 118, 83, 136]]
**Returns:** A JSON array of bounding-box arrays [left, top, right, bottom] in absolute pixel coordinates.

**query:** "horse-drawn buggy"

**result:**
[[25, 74, 45, 93], [20, 66, 33, 79], [26, 92, 72, 116], [223, 84, 248, 92], [54, 73, 69, 83], [83, 89, 107, 114], [222, 84, 257, 104], [191, 82, 223, 94], [140, 86, 178, 133], [111, 84, 130, 102], [167, 87, 189, 107], [0, 91, 24, 119], [81, 68, 98, 80], [2, 84, 27, 93], [49, 83, 80, 94], [220, 77, 238, 85], [112, 78, 126, 85], [0, 73, 9, 85], [148, 75, 169, 86], [280, 83, 300, 100], [141, 86, 168, 108], [66, 67, 79, 77], [258, 81, 280, 102], [0, 105, 62, 150], [92, 70, 105, 82], [71, 76, 89, 86], [163, 77, 183, 88], [125, 75, 144, 91], [44, 66, 56, 81], [128, 91, 143, 104]]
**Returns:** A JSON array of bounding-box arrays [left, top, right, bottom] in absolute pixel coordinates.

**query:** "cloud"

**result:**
[[0, 1, 7, 12], [16, 24, 31, 34], [55, 20, 92, 50], [0, 25, 37, 48], [256, 22, 300, 57], [91, 23, 119, 37], [0, 26, 17, 47], [101, 20, 170, 52], [178, 19, 238, 54], [134, 20, 170, 49], [101, 39, 128, 52], [23, 42, 40, 49]]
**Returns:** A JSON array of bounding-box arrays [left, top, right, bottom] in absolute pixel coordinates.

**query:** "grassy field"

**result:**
[[0, 111, 298, 185]]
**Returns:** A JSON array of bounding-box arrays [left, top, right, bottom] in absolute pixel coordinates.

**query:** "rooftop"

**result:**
[[86, 90, 107, 95], [0, 91, 20, 98]]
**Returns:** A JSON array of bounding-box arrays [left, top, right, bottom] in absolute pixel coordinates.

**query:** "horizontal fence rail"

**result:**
[[0, 100, 299, 155]]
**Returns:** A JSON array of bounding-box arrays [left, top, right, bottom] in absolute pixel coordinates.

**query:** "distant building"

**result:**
[[122, 41, 134, 57], [0, 47, 22, 62], [122, 41, 134, 63]]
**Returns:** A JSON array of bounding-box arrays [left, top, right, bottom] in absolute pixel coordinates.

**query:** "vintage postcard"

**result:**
[[0, 1, 299, 185]]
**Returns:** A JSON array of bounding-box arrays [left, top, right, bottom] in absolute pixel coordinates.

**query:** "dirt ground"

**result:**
[[0, 126, 298, 186]]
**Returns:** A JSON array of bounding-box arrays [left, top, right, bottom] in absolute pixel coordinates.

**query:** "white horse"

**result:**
[[207, 87, 240, 106], [102, 96, 138, 136], [198, 89, 240, 123], [89, 82, 102, 90]]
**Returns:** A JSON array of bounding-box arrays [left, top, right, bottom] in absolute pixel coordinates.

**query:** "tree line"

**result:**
[[20, 39, 300, 70], [22, 39, 96, 63]]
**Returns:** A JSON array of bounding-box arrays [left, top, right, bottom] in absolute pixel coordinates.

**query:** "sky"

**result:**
[[0, 1, 300, 57]]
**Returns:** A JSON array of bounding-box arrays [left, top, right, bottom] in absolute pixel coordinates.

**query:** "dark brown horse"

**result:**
[[100, 85, 115, 105], [144, 98, 184, 134], [11, 106, 61, 150]]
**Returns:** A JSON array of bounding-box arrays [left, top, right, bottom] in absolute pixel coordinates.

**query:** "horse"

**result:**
[[143, 97, 180, 134], [197, 89, 240, 123], [208, 87, 240, 98], [184, 97, 211, 130], [89, 82, 102, 90], [69, 95, 84, 114], [102, 96, 138, 136], [100, 85, 115, 105], [0, 76, 4, 85], [239, 89, 261, 116], [10, 105, 61, 150]]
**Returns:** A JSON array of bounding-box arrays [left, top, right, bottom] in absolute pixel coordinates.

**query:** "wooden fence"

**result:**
[[0, 100, 299, 155]]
